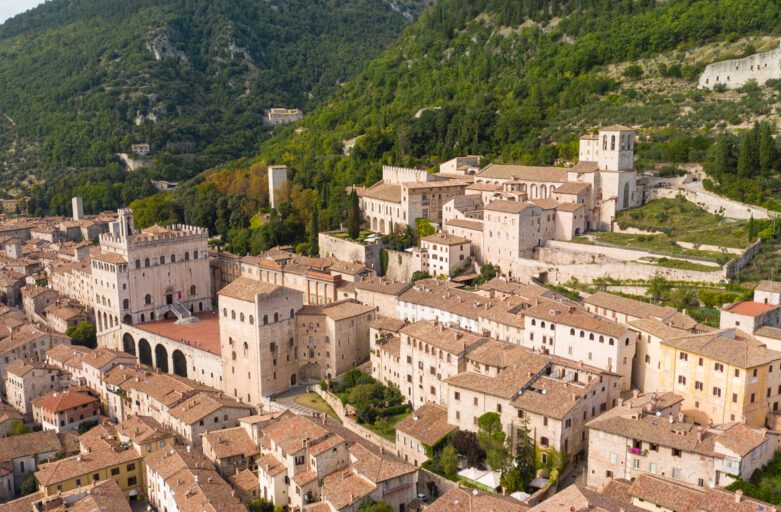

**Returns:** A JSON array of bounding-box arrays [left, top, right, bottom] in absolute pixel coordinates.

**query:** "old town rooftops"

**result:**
[[629, 473, 773, 512], [426, 485, 528, 512], [32, 390, 97, 413], [422, 232, 469, 246], [484, 200, 535, 214], [360, 183, 402, 203], [723, 301, 780, 317]]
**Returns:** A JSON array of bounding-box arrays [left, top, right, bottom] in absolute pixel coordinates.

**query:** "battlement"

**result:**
[[99, 224, 208, 251]]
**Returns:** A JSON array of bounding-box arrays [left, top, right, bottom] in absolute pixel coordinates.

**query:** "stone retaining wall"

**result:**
[[319, 231, 382, 272], [646, 188, 775, 220], [314, 386, 397, 453]]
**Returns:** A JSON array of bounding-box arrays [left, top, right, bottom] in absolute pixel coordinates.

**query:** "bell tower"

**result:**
[[597, 126, 635, 171]]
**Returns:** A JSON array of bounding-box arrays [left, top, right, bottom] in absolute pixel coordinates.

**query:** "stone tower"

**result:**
[[72, 196, 84, 221], [268, 165, 288, 210], [596, 125, 635, 171]]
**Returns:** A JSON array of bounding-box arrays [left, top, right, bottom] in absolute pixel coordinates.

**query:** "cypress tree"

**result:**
[[308, 207, 319, 256], [737, 131, 753, 179], [759, 123, 776, 176], [347, 190, 360, 240]]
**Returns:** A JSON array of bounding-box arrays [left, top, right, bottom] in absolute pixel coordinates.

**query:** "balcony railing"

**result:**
[[627, 447, 647, 456]]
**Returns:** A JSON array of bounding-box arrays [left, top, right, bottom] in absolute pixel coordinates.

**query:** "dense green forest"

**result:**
[[129, 0, 781, 255], [0, 0, 430, 213]]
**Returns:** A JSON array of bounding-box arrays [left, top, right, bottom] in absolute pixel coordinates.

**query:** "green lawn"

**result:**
[[648, 257, 722, 272], [615, 198, 768, 249], [293, 393, 340, 421], [574, 232, 732, 264], [365, 411, 410, 442]]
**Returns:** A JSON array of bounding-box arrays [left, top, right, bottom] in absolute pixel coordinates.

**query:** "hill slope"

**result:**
[[0, 0, 430, 211], [142, 0, 781, 256]]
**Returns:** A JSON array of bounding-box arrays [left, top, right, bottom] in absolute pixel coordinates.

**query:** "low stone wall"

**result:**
[[646, 187, 776, 220], [418, 468, 456, 497], [725, 238, 763, 276], [319, 231, 382, 272], [314, 387, 397, 454], [384, 249, 424, 282]]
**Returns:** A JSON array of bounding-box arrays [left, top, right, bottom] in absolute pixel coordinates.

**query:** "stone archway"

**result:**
[[155, 344, 169, 373], [122, 333, 136, 356], [138, 339, 152, 367], [379, 219, 385, 233], [172, 350, 187, 378]]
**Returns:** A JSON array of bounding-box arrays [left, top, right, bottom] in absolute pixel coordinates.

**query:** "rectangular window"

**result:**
[[679, 353, 688, 361], [454, 392, 460, 401], [694, 381, 703, 391], [715, 363, 724, 372], [713, 387, 722, 397], [111, 468, 120, 476], [126, 463, 135, 472], [128, 476, 137, 486]]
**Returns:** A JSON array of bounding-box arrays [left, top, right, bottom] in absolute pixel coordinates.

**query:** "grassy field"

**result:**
[[294, 393, 340, 421], [647, 257, 722, 272], [615, 198, 768, 249], [574, 233, 731, 264]]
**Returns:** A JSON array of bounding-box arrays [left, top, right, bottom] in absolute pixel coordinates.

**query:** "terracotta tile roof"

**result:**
[[292, 469, 318, 487], [360, 183, 402, 203], [526, 301, 630, 338], [5, 359, 57, 377], [404, 180, 468, 190], [0, 403, 23, 425], [627, 318, 690, 340], [35, 479, 131, 512], [321, 469, 376, 510], [446, 218, 484, 231], [713, 422, 769, 457], [228, 468, 259, 493], [0, 431, 62, 461], [466, 182, 503, 191], [553, 182, 591, 195], [512, 376, 601, 419], [757, 280, 781, 294], [484, 200, 534, 214], [348, 442, 416, 483], [354, 276, 412, 296], [32, 390, 97, 413], [662, 330, 781, 368], [585, 292, 676, 320], [477, 164, 570, 183], [35, 447, 142, 486], [80, 348, 134, 370], [399, 279, 493, 321], [400, 320, 488, 355], [262, 414, 329, 454], [723, 301, 780, 317], [166, 467, 247, 512], [367, 316, 407, 333], [755, 325, 781, 340], [395, 404, 456, 446], [116, 415, 175, 445], [309, 433, 346, 456], [204, 427, 258, 460], [0, 492, 43, 512], [422, 232, 470, 246], [168, 393, 253, 425], [379, 335, 401, 359], [91, 252, 127, 265], [465, 340, 534, 369], [145, 446, 212, 480], [427, 486, 528, 512], [218, 277, 284, 302], [299, 300, 376, 321], [256, 453, 286, 477]]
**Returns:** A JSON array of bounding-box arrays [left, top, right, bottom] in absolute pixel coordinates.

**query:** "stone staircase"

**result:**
[[169, 301, 195, 324]]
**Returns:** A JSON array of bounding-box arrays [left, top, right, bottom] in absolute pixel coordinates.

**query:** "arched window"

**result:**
[[610, 135, 616, 150], [290, 309, 295, 319], [570, 328, 575, 335], [579, 330, 585, 338], [263, 315, 268, 325], [185, 252, 190, 261], [150, 312, 155, 321], [231, 310, 236, 320], [190, 285, 196, 296], [599, 336, 604, 343], [123, 299, 129, 310], [193, 250, 199, 259], [240, 313, 245, 322], [249, 315, 254, 325], [589, 333, 594, 340], [144, 294, 152, 305], [144, 258, 150, 267], [531, 319, 536, 326], [140, 314, 145, 323], [135, 259, 141, 269], [602, 135, 608, 150], [171, 254, 176, 263], [541, 321, 546, 328], [160, 256, 165, 264], [274, 313, 279, 322]]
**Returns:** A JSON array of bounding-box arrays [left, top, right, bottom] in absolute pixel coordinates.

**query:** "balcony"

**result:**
[[627, 446, 647, 456]]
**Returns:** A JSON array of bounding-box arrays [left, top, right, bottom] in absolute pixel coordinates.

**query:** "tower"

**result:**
[[268, 165, 288, 210], [597, 126, 635, 171], [117, 208, 135, 238], [72, 197, 84, 221]]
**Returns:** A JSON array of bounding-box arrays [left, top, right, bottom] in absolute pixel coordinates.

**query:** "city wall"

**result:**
[[384, 249, 424, 282], [699, 41, 781, 89], [645, 188, 775, 220], [318, 232, 382, 272]]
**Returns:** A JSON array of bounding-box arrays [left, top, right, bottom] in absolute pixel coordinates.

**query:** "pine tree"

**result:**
[[748, 215, 756, 242], [308, 207, 319, 256], [347, 190, 360, 240]]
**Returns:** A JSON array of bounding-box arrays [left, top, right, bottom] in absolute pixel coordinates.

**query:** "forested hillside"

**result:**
[[131, 0, 781, 256], [0, 0, 430, 212]]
